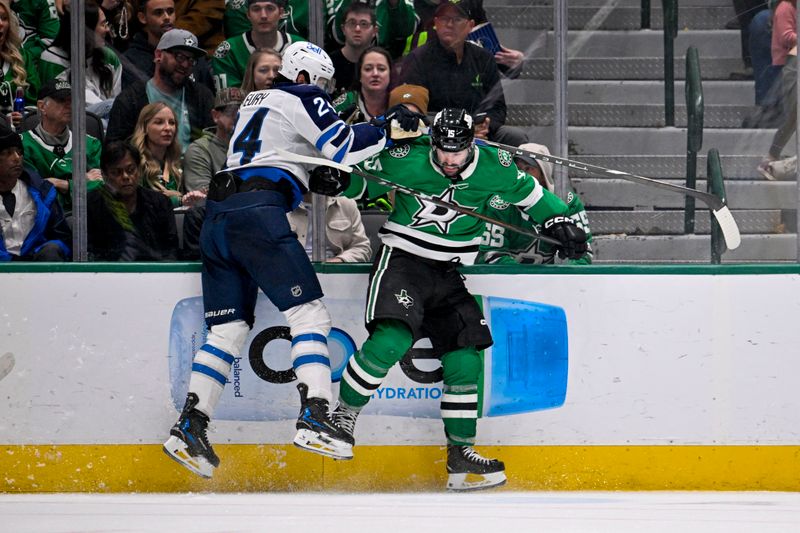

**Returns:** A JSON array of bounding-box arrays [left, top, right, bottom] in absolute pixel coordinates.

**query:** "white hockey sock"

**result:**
[[284, 300, 332, 402], [188, 320, 250, 417]]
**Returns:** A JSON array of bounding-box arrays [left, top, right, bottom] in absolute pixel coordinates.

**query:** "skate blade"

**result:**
[[293, 428, 353, 460], [446, 471, 507, 492], [163, 436, 215, 479]]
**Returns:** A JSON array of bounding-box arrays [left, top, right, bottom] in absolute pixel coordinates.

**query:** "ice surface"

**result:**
[[1, 491, 799, 533]]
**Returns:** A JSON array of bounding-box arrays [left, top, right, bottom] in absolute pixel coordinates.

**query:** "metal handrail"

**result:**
[[707, 149, 728, 264], [662, 0, 678, 126], [685, 46, 704, 234]]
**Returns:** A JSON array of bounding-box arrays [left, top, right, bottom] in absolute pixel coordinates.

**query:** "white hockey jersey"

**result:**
[[226, 83, 387, 191]]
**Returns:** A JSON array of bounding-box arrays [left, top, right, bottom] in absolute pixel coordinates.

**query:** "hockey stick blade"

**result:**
[[0, 352, 16, 382], [477, 140, 742, 250], [274, 148, 564, 246]]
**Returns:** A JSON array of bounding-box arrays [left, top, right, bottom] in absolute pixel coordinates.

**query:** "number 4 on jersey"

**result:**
[[233, 108, 269, 165]]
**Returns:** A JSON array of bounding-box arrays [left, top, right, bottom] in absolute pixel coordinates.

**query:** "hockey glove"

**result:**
[[371, 104, 425, 143], [308, 165, 351, 196], [542, 216, 588, 260]]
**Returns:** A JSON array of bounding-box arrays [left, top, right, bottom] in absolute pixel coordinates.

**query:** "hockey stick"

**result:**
[[0, 352, 15, 382], [476, 139, 742, 250], [275, 147, 564, 246]]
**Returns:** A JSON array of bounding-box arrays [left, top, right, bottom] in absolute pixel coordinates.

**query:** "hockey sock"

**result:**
[[441, 346, 482, 446], [340, 319, 413, 408], [188, 320, 250, 417], [284, 299, 333, 402]]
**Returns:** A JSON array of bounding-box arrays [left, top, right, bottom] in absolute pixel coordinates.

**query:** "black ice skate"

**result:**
[[446, 445, 507, 491], [293, 383, 354, 460], [332, 402, 361, 443], [163, 393, 220, 478]]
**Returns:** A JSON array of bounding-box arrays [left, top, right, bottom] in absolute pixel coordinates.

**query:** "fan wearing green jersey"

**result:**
[[212, 0, 302, 90], [477, 142, 594, 265], [329, 108, 587, 491]]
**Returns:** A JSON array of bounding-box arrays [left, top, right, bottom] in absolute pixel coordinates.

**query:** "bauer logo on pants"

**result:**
[[168, 295, 569, 420]]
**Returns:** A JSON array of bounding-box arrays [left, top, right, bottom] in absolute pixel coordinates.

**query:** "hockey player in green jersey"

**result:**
[[213, 0, 302, 90], [478, 142, 594, 265], [328, 108, 587, 491]]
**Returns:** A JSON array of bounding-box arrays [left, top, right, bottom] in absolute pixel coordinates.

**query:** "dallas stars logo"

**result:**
[[409, 187, 468, 233], [395, 289, 414, 309]]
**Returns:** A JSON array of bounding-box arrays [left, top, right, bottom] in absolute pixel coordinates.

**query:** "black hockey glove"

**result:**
[[371, 104, 425, 143], [308, 165, 350, 196], [542, 216, 588, 260]]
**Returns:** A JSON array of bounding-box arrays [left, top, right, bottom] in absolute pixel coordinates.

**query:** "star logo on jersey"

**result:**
[[389, 144, 411, 158], [498, 150, 513, 167], [395, 289, 414, 309], [214, 41, 231, 59], [229, 0, 246, 8], [567, 191, 574, 203], [409, 187, 468, 233], [488, 194, 510, 210]]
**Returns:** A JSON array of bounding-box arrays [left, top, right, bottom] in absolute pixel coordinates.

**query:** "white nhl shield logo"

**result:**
[[291, 285, 303, 297]]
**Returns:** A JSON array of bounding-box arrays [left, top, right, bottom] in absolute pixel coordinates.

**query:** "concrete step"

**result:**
[[500, 29, 741, 57], [587, 209, 784, 235], [506, 103, 753, 128], [555, 126, 785, 156], [574, 155, 765, 179], [573, 179, 798, 210], [517, 57, 744, 80], [487, 6, 736, 31], [593, 234, 797, 263], [503, 80, 754, 105]]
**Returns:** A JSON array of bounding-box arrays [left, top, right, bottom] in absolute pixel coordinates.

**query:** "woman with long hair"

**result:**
[[240, 48, 282, 94], [41, 0, 122, 121], [332, 46, 392, 125], [131, 102, 203, 207], [0, 0, 38, 129]]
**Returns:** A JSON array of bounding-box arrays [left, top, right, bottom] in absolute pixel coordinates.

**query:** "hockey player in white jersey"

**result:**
[[163, 41, 422, 478]]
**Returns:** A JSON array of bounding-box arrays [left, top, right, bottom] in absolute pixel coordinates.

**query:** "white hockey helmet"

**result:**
[[279, 41, 336, 93]]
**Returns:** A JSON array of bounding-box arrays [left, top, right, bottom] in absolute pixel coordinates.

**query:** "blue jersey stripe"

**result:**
[[293, 354, 331, 369], [315, 122, 344, 151], [292, 333, 328, 345], [192, 362, 227, 385], [201, 343, 236, 364], [332, 136, 353, 163]]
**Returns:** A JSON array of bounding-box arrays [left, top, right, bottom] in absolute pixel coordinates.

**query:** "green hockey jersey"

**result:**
[[21, 129, 103, 212], [0, 47, 41, 111], [13, 0, 60, 60], [224, 0, 310, 39], [212, 30, 301, 90], [344, 136, 570, 264], [477, 189, 594, 265]]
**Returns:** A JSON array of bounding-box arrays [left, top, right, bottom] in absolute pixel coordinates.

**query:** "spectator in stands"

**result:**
[[400, 0, 527, 146], [174, 0, 226, 54], [743, 4, 783, 127], [131, 101, 204, 207], [99, 0, 134, 51], [40, 1, 123, 124], [107, 28, 214, 150], [729, 0, 768, 80], [12, 0, 60, 60], [224, 0, 319, 43], [329, 0, 417, 59], [212, 0, 301, 90], [88, 140, 179, 261], [758, 0, 798, 179], [387, 82, 429, 129], [329, 3, 379, 95], [0, 0, 40, 127], [402, 0, 523, 78], [21, 80, 104, 214], [288, 192, 372, 262], [239, 48, 282, 94], [183, 87, 243, 192], [477, 143, 593, 265], [333, 46, 392, 124], [122, 0, 213, 91], [0, 122, 71, 262]]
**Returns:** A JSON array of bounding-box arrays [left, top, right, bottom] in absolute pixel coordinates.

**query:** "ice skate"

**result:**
[[163, 393, 219, 478], [332, 402, 361, 443], [293, 384, 354, 460], [446, 445, 506, 491]]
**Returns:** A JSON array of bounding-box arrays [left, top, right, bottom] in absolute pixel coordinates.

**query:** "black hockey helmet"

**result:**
[[431, 108, 474, 152]]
